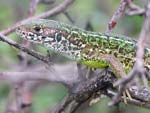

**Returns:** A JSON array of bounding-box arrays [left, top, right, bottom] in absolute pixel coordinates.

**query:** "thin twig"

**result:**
[[63, 11, 75, 24], [0, 63, 78, 84], [107, 90, 150, 108], [40, 0, 55, 4], [28, 0, 40, 16], [0, 33, 52, 64], [0, 0, 75, 35], [111, 2, 150, 106], [50, 73, 115, 113], [18, 0, 41, 66], [107, 0, 127, 31], [114, 2, 150, 87]]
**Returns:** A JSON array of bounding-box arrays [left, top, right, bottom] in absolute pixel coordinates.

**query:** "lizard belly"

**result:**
[[81, 60, 109, 68]]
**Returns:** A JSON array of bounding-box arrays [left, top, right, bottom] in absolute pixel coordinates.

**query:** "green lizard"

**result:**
[[16, 19, 150, 79]]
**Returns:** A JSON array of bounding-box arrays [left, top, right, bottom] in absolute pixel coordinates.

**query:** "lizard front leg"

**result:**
[[103, 54, 126, 78], [102, 54, 132, 103]]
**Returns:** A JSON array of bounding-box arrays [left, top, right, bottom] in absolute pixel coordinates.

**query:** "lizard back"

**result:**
[[16, 19, 150, 73]]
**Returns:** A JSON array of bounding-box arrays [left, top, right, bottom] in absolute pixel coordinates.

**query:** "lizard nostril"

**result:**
[[22, 32, 25, 35]]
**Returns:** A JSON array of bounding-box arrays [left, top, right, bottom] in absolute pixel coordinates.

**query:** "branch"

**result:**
[[107, 0, 145, 31], [125, 0, 145, 16], [107, 90, 150, 109], [0, 0, 75, 35], [110, 2, 150, 106], [28, 0, 40, 16], [0, 63, 78, 85], [48, 73, 115, 113], [0, 33, 53, 64], [114, 2, 150, 88], [107, 0, 127, 31]]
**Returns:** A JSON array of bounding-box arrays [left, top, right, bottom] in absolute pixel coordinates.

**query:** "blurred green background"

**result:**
[[0, 0, 150, 113]]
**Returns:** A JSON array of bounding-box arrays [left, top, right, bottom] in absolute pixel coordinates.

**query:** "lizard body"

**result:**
[[16, 19, 150, 77]]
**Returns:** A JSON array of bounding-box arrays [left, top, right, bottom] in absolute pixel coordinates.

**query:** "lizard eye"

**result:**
[[33, 26, 41, 32]]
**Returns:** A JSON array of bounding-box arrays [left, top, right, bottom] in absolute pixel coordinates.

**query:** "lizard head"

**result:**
[[16, 19, 70, 49], [16, 19, 63, 44], [16, 19, 81, 59]]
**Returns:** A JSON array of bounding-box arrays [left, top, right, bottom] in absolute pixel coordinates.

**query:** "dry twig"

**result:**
[[110, 1, 150, 106], [0, 0, 75, 35]]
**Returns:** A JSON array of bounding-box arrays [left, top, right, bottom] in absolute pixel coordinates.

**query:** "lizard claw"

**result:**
[[123, 89, 133, 104]]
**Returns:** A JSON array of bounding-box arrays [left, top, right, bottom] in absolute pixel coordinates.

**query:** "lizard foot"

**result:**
[[122, 89, 133, 104]]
